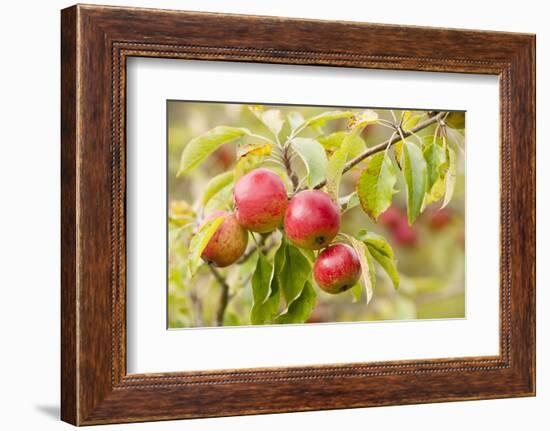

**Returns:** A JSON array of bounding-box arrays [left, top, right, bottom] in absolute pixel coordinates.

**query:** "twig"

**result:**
[[237, 234, 269, 264], [208, 264, 231, 326], [314, 111, 446, 190], [282, 145, 299, 190]]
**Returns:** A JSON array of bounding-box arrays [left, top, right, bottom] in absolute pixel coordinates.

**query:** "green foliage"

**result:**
[[347, 109, 379, 129], [356, 230, 394, 259], [237, 142, 272, 159], [350, 282, 363, 302], [325, 130, 359, 201], [234, 153, 265, 180], [299, 110, 354, 130], [402, 140, 428, 225], [348, 237, 376, 304], [291, 138, 328, 188], [250, 252, 279, 324], [280, 241, 312, 305], [357, 151, 397, 221], [201, 171, 234, 207], [423, 138, 447, 189], [249, 106, 285, 138], [368, 247, 400, 289], [177, 126, 249, 175], [287, 111, 305, 134], [275, 282, 316, 324], [402, 111, 424, 131], [187, 215, 225, 275], [318, 132, 366, 159], [442, 146, 457, 208], [339, 191, 360, 213]]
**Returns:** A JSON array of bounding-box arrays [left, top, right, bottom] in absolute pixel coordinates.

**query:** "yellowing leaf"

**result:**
[[188, 215, 225, 275], [349, 237, 376, 305], [237, 142, 272, 159], [442, 146, 457, 208], [303, 110, 355, 129], [402, 111, 424, 131], [423, 138, 447, 190], [348, 109, 378, 129], [357, 152, 397, 220], [317, 131, 366, 158], [394, 140, 404, 168]]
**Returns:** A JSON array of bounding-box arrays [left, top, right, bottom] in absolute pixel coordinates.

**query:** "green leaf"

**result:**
[[356, 229, 394, 259], [250, 106, 284, 138], [402, 111, 424, 131], [445, 111, 465, 130], [290, 138, 328, 187], [287, 112, 305, 133], [300, 110, 355, 130], [201, 171, 234, 207], [402, 140, 428, 224], [325, 130, 359, 201], [326, 150, 347, 201], [275, 281, 316, 324], [188, 215, 225, 275], [350, 283, 363, 303], [423, 137, 447, 190], [442, 146, 457, 208], [394, 141, 404, 169], [357, 152, 397, 220], [280, 242, 312, 305], [317, 132, 366, 158], [348, 237, 376, 304], [368, 246, 399, 288], [338, 192, 360, 212], [251, 252, 281, 325], [177, 126, 249, 175]]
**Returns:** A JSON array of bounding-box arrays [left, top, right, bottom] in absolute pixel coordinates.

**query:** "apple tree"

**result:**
[[172, 106, 463, 326]]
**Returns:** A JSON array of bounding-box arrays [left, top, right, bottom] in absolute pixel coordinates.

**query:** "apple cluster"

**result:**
[[201, 168, 362, 294]]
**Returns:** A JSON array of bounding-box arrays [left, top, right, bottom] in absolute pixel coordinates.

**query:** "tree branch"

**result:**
[[282, 144, 299, 190], [314, 111, 446, 190], [237, 233, 269, 264], [208, 264, 231, 326]]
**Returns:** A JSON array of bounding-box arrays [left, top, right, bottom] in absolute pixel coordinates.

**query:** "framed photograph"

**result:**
[[61, 4, 536, 425]]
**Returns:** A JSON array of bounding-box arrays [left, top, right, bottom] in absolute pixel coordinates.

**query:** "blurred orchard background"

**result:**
[[168, 102, 465, 328]]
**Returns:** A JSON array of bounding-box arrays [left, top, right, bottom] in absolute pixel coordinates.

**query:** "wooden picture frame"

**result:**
[[61, 4, 536, 425]]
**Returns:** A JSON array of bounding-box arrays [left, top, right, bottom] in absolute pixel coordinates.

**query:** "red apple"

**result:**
[[201, 211, 248, 267], [313, 243, 362, 294], [234, 168, 288, 233], [284, 190, 341, 250]]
